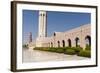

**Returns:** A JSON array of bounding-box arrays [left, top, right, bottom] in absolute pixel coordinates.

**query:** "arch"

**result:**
[[48, 43, 50, 47], [57, 41, 60, 47], [68, 39, 71, 47], [40, 14, 42, 16], [54, 32, 56, 36], [85, 35, 91, 46], [62, 40, 65, 47], [51, 42, 53, 47], [43, 14, 45, 16], [75, 37, 80, 47]]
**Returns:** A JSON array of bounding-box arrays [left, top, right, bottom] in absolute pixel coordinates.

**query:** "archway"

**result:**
[[75, 37, 80, 47], [85, 35, 91, 46], [68, 39, 71, 47], [57, 41, 60, 47], [62, 40, 65, 47], [51, 42, 53, 47]]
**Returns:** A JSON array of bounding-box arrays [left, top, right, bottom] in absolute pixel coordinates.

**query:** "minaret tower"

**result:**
[[36, 11, 47, 47], [38, 11, 47, 37]]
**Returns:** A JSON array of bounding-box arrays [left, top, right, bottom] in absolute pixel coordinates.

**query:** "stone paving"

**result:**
[[22, 48, 90, 63]]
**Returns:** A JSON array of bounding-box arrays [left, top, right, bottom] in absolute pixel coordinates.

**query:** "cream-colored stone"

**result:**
[[35, 24, 91, 49], [28, 11, 91, 49], [38, 11, 47, 37]]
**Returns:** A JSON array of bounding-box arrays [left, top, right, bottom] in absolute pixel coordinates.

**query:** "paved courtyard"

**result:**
[[23, 48, 90, 63]]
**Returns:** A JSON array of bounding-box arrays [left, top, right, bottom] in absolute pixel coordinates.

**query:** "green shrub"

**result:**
[[34, 47, 46, 51], [66, 47, 71, 49], [85, 44, 91, 50], [49, 47, 57, 52], [34, 47, 66, 53], [34, 47, 88, 56], [77, 50, 91, 58], [34, 47, 39, 50], [72, 47, 83, 53], [64, 49, 76, 55], [56, 48, 65, 53], [42, 48, 47, 51]]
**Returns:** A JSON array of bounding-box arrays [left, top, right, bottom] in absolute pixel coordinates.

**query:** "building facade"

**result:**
[[29, 11, 91, 49], [37, 24, 91, 49]]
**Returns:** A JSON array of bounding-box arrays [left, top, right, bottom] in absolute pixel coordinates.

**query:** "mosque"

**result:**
[[28, 11, 91, 50]]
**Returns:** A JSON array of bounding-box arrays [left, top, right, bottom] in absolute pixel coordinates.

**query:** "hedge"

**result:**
[[72, 47, 83, 53], [34, 47, 65, 53], [34, 47, 91, 58], [64, 49, 76, 55], [56, 48, 65, 53], [85, 44, 91, 50], [77, 50, 91, 58]]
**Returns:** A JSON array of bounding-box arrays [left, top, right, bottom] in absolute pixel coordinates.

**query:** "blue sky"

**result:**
[[22, 10, 91, 44]]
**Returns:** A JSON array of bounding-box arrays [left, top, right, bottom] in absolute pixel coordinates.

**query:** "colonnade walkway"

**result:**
[[23, 48, 89, 63]]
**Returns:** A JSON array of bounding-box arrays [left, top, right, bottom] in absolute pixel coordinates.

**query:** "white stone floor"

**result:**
[[22, 48, 90, 63]]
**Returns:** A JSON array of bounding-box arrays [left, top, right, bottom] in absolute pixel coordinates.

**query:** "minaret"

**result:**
[[29, 32, 32, 43], [38, 11, 47, 37], [36, 11, 47, 47]]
